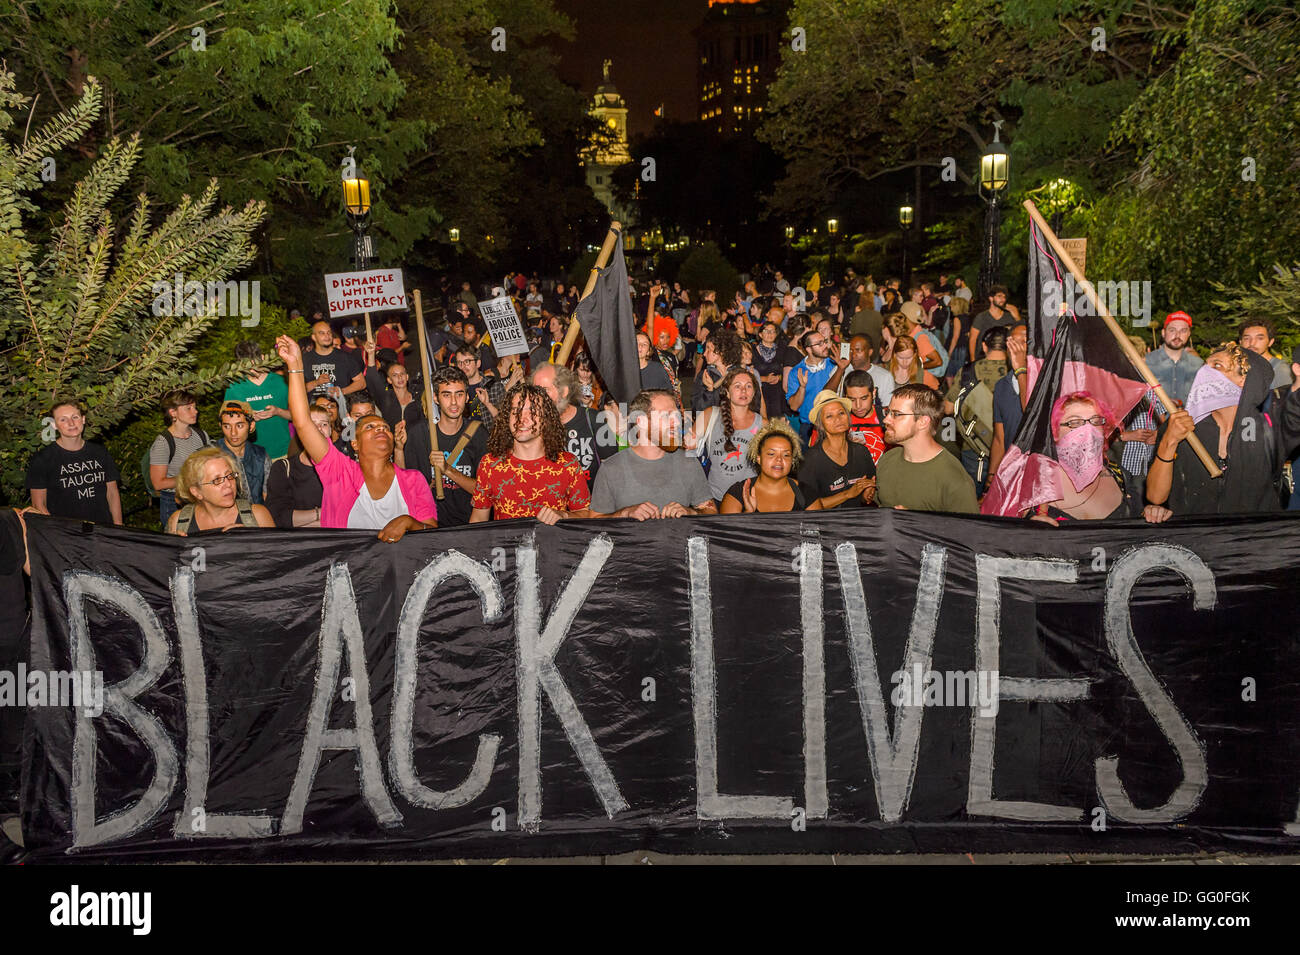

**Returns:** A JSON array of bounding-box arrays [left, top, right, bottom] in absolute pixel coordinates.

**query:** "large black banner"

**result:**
[[18, 512, 1300, 860]]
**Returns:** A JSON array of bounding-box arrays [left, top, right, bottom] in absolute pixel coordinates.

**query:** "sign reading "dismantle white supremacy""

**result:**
[[323, 268, 406, 318], [18, 512, 1300, 860]]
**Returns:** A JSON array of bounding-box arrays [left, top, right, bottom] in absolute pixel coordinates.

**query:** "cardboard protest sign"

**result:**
[[324, 269, 407, 319], [477, 295, 529, 357]]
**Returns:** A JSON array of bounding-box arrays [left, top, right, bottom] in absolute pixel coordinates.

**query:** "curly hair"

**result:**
[[746, 417, 802, 472], [710, 326, 744, 367], [718, 368, 761, 453], [1209, 341, 1251, 380], [485, 383, 566, 460]]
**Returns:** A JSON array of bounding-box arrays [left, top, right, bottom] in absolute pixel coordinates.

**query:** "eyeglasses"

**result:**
[[806, 338, 825, 347], [882, 409, 922, 418], [1059, 415, 1106, 430], [199, 471, 238, 488]]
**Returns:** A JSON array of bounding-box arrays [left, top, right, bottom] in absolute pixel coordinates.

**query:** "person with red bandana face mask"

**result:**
[[1026, 392, 1152, 525]]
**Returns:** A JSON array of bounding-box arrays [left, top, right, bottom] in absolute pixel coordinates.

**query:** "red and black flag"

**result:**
[[574, 230, 642, 404], [981, 220, 1150, 516]]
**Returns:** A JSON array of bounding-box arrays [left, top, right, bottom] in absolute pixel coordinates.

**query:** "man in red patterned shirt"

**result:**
[[469, 383, 592, 525]]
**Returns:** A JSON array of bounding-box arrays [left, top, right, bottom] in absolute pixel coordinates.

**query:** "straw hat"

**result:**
[[809, 389, 852, 427]]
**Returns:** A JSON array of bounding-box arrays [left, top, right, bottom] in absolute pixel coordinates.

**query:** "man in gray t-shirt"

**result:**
[[588, 390, 717, 520]]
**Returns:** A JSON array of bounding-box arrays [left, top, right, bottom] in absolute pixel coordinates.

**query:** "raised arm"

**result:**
[[1146, 410, 1194, 506], [276, 335, 330, 464]]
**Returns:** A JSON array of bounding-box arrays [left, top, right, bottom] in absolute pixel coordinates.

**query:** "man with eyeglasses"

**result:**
[[875, 384, 978, 513], [785, 329, 843, 445], [453, 345, 501, 425]]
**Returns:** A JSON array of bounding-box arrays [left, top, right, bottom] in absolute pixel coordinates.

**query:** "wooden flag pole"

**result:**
[[556, 220, 622, 367], [413, 290, 445, 499], [1022, 200, 1221, 479]]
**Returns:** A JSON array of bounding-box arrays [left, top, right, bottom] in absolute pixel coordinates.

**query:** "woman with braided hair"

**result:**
[[686, 367, 765, 502]]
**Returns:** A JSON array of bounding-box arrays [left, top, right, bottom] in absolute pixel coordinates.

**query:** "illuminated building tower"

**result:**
[[581, 59, 635, 224], [696, 0, 791, 137]]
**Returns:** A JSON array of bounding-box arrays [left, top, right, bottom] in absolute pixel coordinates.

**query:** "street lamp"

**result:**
[[978, 121, 1010, 302], [899, 200, 913, 285], [342, 163, 373, 270], [449, 227, 460, 243], [827, 218, 839, 287]]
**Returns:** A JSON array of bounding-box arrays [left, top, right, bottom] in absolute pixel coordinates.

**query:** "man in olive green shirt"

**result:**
[[877, 383, 979, 513]]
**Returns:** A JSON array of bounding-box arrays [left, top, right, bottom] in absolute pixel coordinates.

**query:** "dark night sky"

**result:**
[[553, 0, 706, 138]]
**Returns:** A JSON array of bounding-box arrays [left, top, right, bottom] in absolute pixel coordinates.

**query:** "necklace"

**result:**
[[1064, 471, 1111, 513]]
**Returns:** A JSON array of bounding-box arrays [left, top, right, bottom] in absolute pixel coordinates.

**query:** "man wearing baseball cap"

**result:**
[[798, 390, 877, 510], [216, 399, 269, 506], [1146, 311, 1203, 407]]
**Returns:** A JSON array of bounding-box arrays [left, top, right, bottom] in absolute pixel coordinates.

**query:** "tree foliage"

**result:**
[[676, 241, 741, 300], [1087, 0, 1300, 341], [0, 0, 589, 303], [762, 0, 1299, 347], [1212, 262, 1300, 353], [0, 69, 267, 502]]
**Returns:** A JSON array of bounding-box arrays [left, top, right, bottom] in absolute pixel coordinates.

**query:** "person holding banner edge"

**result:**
[[276, 335, 437, 541]]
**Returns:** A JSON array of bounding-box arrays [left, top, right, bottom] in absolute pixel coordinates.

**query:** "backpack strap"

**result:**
[[175, 504, 195, 535], [446, 420, 480, 470], [236, 499, 258, 526]]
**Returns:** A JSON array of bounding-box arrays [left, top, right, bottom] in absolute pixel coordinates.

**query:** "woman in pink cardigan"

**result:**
[[276, 335, 436, 541]]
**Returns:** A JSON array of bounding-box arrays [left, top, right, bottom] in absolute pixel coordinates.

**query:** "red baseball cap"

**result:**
[[1163, 311, 1193, 328]]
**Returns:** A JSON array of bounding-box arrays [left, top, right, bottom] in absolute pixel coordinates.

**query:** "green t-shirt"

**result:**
[[225, 373, 291, 460], [875, 446, 978, 514]]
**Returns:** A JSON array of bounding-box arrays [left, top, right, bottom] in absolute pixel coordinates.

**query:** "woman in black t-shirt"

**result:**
[[722, 419, 807, 513], [25, 400, 122, 525]]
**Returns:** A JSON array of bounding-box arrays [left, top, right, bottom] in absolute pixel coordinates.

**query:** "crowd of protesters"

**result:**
[[14, 266, 1300, 543]]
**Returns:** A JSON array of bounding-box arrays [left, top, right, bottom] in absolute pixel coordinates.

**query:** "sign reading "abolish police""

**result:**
[[19, 512, 1300, 860]]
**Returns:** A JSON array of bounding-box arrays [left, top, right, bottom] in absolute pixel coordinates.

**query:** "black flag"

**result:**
[[575, 232, 641, 404], [982, 219, 1149, 516]]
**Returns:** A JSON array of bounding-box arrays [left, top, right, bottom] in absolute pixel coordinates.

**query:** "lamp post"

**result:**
[[826, 218, 839, 288], [978, 121, 1010, 302], [784, 225, 794, 274], [898, 201, 913, 286], [342, 163, 373, 270]]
